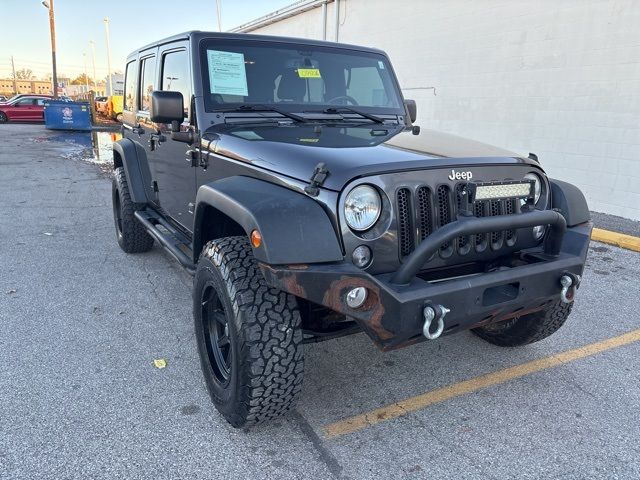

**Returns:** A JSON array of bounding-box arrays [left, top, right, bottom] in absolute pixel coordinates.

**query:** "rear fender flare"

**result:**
[[193, 176, 343, 265], [112, 138, 153, 204]]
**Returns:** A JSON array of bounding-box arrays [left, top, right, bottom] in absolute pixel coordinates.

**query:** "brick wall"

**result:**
[[244, 0, 640, 220]]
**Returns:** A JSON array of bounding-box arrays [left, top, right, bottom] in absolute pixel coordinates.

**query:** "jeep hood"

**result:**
[[203, 124, 536, 191]]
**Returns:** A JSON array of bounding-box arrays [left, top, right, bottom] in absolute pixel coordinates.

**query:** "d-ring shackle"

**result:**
[[423, 304, 450, 340], [560, 273, 581, 304]]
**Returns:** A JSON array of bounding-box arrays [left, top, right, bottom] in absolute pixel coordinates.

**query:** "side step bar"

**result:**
[[134, 210, 196, 274]]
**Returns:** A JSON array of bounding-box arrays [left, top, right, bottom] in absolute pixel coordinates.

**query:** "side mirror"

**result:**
[[150, 90, 184, 125], [404, 99, 417, 123]]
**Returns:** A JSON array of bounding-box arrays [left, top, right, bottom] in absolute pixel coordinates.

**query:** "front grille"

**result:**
[[397, 188, 414, 257], [396, 184, 522, 260], [436, 185, 452, 253]]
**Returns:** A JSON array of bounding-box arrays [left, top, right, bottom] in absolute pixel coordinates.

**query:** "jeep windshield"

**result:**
[[200, 39, 405, 120]]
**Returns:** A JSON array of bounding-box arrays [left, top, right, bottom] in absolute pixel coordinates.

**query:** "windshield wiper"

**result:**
[[321, 106, 385, 124], [215, 104, 309, 123]]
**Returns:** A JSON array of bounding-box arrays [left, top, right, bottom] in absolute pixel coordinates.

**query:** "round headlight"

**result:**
[[344, 185, 381, 231], [524, 173, 542, 203]]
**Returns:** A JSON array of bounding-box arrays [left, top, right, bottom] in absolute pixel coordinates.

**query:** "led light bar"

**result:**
[[474, 182, 532, 201]]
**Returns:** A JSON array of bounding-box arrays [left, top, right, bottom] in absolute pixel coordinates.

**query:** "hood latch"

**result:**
[[304, 162, 329, 197]]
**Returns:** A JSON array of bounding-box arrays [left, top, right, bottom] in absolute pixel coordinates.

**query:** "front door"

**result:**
[[149, 43, 197, 230], [10, 98, 33, 120]]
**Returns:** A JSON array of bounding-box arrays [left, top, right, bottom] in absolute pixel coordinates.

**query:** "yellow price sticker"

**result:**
[[297, 68, 321, 78]]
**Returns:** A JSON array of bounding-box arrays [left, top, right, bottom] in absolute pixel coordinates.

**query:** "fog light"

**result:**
[[352, 245, 372, 268], [345, 287, 367, 309], [533, 225, 545, 240]]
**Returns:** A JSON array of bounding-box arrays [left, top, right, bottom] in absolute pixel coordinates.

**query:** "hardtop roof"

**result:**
[[126, 30, 386, 60]]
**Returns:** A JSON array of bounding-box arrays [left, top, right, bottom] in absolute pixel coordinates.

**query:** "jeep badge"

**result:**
[[448, 169, 473, 181]]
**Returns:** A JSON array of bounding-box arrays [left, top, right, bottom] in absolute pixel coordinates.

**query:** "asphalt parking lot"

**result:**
[[1, 124, 639, 480]]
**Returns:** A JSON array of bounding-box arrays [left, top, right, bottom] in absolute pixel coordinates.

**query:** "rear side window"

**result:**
[[139, 56, 157, 112], [161, 50, 191, 118], [124, 61, 137, 111]]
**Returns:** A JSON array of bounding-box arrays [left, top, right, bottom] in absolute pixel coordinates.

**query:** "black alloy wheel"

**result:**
[[201, 283, 232, 385]]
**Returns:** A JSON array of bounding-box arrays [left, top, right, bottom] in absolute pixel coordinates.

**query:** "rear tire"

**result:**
[[194, 236, 304, 428], [472, 301, 572, 347], [111, 167, 154, 253]]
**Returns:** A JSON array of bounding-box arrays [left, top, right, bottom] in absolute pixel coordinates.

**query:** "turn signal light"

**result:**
[[250, 230, 262, 248]]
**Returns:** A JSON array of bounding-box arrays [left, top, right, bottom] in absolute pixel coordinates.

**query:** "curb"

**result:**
[[591, 228, 640, 253]]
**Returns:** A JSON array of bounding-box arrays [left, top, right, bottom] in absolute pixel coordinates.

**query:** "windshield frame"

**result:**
[[198, 38, 407, 116]]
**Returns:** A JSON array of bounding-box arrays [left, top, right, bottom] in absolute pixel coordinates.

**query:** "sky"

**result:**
[[0, 0, 295, 81]]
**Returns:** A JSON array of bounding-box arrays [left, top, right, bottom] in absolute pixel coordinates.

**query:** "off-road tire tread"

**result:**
[[113, 167, 154, 253], [472, 301, 573, 347], [197, 236, 304, 427]]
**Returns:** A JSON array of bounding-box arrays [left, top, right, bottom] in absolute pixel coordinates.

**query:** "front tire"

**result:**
[[0, 112, 7, 123], [472, 301, 572, 347], [112, 167, 154, 253], [194, 236, 304, 428]]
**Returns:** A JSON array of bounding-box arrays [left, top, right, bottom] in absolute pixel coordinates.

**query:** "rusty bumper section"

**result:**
[[259, 223, 592, 351]]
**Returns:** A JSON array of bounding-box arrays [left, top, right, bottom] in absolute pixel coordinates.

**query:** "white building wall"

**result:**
[[239, 0, 640, 220]]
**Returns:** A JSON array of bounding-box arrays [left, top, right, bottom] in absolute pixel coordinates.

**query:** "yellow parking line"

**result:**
[[323, 328, 640, 439], [592, 228, 640, 252]]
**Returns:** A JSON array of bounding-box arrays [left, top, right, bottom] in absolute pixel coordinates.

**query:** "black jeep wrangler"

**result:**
[[112, 31, 591, 427]]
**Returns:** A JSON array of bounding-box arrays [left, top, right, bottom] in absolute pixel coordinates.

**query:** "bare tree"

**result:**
[[11, 68, 34, 80]]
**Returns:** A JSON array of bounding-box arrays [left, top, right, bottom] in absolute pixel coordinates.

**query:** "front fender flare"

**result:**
[[550, 179, 590, 227], [194, 176, 343, 265]]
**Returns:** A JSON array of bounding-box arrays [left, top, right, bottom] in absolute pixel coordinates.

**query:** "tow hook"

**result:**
[[560, 273, 581, 304], [423, 304, 450, 340]]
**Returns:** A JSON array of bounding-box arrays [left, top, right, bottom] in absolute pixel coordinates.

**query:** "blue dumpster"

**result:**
[[44, 101, 91, 131]]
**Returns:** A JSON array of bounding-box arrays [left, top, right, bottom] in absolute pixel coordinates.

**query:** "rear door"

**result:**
[[33, 98, 46, 120], [122, 52, 161, 210]]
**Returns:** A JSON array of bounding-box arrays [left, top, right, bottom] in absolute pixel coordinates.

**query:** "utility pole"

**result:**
[[42, 0, 58, 97], [83, 52, 89, 92], [89, 40, 97, 90], [216, 0, 222, 32], [10, 56, 17, 94], [103, 18, 113, 95]]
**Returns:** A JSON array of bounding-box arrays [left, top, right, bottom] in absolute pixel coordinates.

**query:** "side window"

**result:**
[[124, 60, 137, 111], [35, 98, 46, 106], [139, 56, 157, 112], [161, 50, 191, 118], [16, 98, 34, 106]]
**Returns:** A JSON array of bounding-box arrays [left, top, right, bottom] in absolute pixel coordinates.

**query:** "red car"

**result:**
[[0, 95, 53, 122]]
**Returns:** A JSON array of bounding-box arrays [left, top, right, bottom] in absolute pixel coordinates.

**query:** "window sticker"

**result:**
[[207, 50, 249, 96], [378, 60, 385, 69], [297, 68, 321, 78]]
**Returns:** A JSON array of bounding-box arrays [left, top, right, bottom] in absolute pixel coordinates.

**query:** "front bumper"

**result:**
[[259, 221, 592, 351]]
